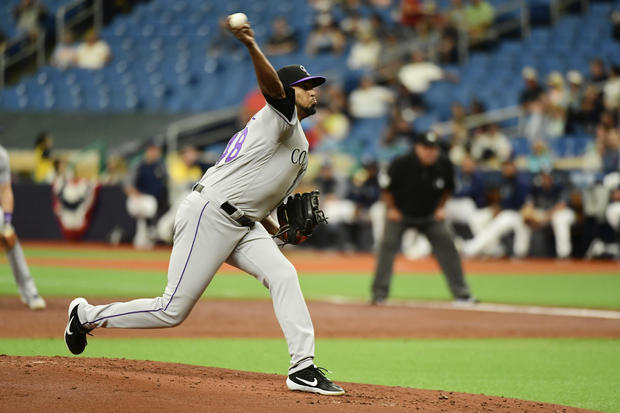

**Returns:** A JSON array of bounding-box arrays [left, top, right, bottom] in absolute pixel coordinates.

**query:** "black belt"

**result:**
[[193, 184, 254, 228]]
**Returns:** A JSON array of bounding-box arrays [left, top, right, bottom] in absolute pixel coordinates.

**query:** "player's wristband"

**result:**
[[3, 212, 12, 225]]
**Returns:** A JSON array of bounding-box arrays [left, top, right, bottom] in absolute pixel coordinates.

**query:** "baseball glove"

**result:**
[[0, 224, 17, 251], [275, 191, 328, 245]]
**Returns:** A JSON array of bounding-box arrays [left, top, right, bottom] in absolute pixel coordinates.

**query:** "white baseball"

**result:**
[[228, 13, 248, 29]]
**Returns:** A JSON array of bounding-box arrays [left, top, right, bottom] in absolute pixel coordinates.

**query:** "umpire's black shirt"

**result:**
[[385, 150, 455, 218]]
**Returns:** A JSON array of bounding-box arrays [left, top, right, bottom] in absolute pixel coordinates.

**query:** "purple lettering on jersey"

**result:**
[[218, 132, 238, 163], [224, 127, 248, 163]]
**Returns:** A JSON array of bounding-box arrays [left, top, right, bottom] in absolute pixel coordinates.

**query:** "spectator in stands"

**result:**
[[397, 50, 457, 108], [521, 169, 571, 257], [603, 65, 620, 111], [579, 85, 605, 132], [310, 160, 356, 250], [305, 13, 346, 56], [546, 71, 568, 108], [124, 140, 169, 249], [13, 0, 47, 40], [399, 0, 426, 29], [595, 117, 620, 174], [612, 9, 620, 41], [589, 58, 608, 83], [33, 131, 54, 183], [264, 16, 299, 56], [462, 157, 531, 257], [157, 146, 205, 244], [444, 153, 487, 237], [565, 70, 585, 133], [463, 0, 495, 47], [347, 27, 381, 70], [369, 12, 389, 40], [339, 9, 370, 39], [526, 139, 553, 174], [470, 123, 512, 167], [348, 75, 394, 119], [519, 66, 544, 108], [0, 30, 7, 54], [75, 29, 111, 70], [347, 158, 382, 250], [51, 31, 78, 70]]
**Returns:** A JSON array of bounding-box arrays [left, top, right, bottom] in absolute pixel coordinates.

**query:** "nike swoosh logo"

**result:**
[[65, 316, 74, 336], [296, 377, 318, 387]]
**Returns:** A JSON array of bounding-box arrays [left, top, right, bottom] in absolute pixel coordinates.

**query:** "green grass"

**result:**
[[2, 337, 618, 412], [2, 265, 619, 309]]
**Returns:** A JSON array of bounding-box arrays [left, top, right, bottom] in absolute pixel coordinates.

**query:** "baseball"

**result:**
[[228, 13, 248, 29]]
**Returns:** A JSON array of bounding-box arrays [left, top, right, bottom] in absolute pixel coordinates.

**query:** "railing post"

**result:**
[[521, 0, 530, 39], [56, 5, 66, 42], [458, 28, 469, 64], [0, 53, 5, 89], [36, 32, 46, 67], [94, 0, 104, 32]]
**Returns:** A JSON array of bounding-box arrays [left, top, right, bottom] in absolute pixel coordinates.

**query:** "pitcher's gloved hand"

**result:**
[[274, 191, 328, 245]]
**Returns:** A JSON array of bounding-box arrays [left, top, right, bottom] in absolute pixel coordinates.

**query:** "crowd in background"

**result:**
[[3, 0, 620, 258]]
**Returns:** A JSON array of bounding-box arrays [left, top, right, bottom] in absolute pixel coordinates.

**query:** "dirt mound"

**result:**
[[0, 356, 597, 413]]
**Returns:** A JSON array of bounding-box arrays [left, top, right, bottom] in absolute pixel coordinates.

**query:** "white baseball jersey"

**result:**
[[198, 101, 308, 221], [0, 145, 10, 184]]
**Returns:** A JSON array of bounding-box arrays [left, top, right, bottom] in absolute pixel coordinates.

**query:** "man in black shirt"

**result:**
[[371, 132, 475, 304]]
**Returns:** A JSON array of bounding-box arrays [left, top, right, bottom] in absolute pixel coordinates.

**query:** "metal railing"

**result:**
[[550, 0, 590, 24], [433, 105, 525, 139], [0, 33, 45, 89], [459, 0, 530, 63], [165, 108, 239, 152], [56, 0, 103, 42]]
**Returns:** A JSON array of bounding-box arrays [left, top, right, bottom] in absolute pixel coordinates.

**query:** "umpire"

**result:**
[[371, 131, 476, 304]]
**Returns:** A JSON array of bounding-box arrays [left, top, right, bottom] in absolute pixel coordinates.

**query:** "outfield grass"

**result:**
[[2, 265, 619, 309], [1, 337, 618, 412]]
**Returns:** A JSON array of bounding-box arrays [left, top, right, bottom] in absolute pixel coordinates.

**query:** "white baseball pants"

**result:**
[[79, 190, 315, 373]]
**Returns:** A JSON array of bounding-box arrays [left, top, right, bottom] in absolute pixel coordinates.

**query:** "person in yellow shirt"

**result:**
[[33, 131, 55, 183], [156, 146, 206, 243]]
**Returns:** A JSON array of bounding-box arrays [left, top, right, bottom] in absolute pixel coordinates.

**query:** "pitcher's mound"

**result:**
[[0, 356, 595, 412]]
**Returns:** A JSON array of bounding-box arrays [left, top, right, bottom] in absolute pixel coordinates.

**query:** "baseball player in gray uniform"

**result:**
[[64, 18, 344, 396], [0, 144, 46, 310]]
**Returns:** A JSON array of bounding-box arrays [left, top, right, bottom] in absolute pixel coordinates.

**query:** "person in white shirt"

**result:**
[[348, 75, 394, 118], [75, 29, 111, 70]]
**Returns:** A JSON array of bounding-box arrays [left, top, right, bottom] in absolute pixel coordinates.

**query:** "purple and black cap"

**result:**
[[277, 64, 326, 88]]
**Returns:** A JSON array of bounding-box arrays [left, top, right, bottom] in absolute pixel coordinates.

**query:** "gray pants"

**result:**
[[7, 240, 40, 301], [372, 216, 471, 301], [78, 190, 315, 374]]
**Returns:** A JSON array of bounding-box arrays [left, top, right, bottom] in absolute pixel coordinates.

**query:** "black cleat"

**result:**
[[286, 364, 345, 395], [64, 298, 91, 355]]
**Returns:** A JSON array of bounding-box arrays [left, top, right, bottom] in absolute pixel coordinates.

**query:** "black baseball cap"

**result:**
[[277, 64, 326, 88], [415, 131, 439, 146]]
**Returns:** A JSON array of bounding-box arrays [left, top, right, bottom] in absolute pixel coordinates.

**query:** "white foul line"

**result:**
[[322, 297, 620, 320]]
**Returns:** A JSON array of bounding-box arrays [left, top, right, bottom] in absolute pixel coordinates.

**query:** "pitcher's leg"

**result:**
[[7, 240, 40, 300], [80, 196, 243, 329], [228, 230, 314, 374]]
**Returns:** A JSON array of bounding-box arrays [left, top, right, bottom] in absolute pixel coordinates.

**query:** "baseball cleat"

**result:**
[[26, 295, 46, 310], [286, 365, 345, 396], [64, 297, 92, 355]]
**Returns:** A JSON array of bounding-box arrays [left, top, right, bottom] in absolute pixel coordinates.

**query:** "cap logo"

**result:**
[[299, 65, 310, 76]]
